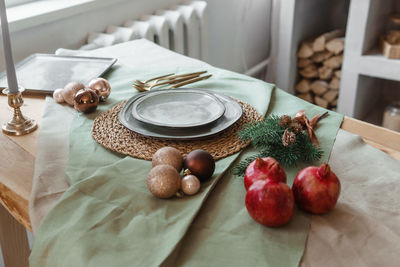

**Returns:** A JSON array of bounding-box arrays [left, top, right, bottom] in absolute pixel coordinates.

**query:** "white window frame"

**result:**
[[6, 0, 37, 8]]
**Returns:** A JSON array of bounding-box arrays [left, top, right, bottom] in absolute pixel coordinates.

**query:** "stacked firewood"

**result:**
[[295, 29, 345, 110]]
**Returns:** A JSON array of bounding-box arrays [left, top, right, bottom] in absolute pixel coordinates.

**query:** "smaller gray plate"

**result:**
[[131, 89, 225, 128], [119, 89, 243, 140]]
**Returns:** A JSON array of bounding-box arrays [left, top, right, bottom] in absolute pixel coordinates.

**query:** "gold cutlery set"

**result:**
[[132, 71, 211, 92]]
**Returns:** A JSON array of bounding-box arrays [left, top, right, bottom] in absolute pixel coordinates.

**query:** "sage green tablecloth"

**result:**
[[29, 57, 342, 266]]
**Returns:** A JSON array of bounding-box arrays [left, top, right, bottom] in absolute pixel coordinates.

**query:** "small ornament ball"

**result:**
[[147, 164, 181, 199], [183, 149, 215, 182], [88, 78, 111, 102], [73, 88, 99, 113], [181, 175, 200, 195], [152, 147, 183, 172], [53, 88, 65, 103], [62, 81, 85, 106]]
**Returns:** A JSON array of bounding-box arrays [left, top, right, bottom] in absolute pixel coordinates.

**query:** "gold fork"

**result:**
[[133, 71, 208, 92]]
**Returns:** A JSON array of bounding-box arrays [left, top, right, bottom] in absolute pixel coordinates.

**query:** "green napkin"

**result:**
[[30, 66, 342, 267]]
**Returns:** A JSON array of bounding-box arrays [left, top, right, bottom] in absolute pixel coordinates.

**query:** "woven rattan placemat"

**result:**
[[92, 100, 263, 161]]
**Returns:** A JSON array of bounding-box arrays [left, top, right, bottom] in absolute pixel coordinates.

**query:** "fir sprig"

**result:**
[[233, 114, 322, 176]]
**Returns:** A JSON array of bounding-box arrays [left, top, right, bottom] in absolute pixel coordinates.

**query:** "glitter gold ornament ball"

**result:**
[[152, 147, 183, 172], [147, 164, 181, 198]]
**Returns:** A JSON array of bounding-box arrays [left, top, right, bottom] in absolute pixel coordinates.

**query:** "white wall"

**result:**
[[1, 0, 272, 74]]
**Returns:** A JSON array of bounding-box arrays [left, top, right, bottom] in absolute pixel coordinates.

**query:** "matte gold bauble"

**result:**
[[88, 78, 111, 102], [147, 164, 181, 199], [152, 147, 183, 172], [73, 88, 99, 113], [183, 149, 215, 182], [53, 88, 65, 103], [62, 81, 85, 106], [181, 175, 200, 195]]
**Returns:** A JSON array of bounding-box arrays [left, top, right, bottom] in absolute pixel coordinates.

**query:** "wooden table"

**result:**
[[0, 94, 399, 266]]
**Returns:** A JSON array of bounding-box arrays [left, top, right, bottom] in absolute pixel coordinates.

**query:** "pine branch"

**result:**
[[234, 114, 323, 177]]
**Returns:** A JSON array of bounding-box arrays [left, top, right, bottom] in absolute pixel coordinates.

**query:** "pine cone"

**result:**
[[282, 129, 296, 147], [279, 115, 292, 128], [290, 121, 304, 134]]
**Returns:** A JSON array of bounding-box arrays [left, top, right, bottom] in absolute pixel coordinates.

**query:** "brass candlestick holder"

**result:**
[[2, 87, 37, 135]]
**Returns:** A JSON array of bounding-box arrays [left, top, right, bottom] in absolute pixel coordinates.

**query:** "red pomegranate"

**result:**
[[292, 163, 341, 214], [245, 180, 295, 227], [244, 157, 286, 191]]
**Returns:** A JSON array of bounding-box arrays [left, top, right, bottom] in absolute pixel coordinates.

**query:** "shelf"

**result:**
[[358, 49, 400, 82]]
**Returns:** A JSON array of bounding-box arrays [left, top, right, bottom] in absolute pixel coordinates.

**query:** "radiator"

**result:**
[[56, 1, 208, 61]]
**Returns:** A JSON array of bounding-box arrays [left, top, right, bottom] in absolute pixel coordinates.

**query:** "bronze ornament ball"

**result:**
[[152, 147, 183, 172], [183, 149, 215, 182], [73, 88, 99, 113], [147, 164, 181, 199]]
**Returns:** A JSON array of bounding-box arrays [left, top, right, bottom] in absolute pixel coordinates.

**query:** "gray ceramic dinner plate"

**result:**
[[119, 89, 243, 140], [131, 89, 226, 128]]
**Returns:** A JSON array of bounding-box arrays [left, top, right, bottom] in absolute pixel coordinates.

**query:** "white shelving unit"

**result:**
[[273, 0, 349, 94], [274, 0, 400, 125], [339, 0, 400, 120]]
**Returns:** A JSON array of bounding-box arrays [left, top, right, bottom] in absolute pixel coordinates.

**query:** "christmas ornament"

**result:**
[[88, 77, 111, 102], [234, 111, 327, 176], [244, 157, 286, 191], [181, 175, 201, 195], [73, 88, 99, 113], [183, 149, 215, 181], [245, 179, 294, 227], [152, 147, 183, 172], [62, 81, 85, 106], [292, 163, 341, 214], [53, 88, 65, 103], [147, 164, 181, 198]]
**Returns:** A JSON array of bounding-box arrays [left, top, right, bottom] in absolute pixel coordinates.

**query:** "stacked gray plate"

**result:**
[[119, 88, 243, 140]]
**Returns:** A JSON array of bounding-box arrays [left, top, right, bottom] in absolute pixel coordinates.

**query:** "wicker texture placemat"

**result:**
[[92, 100, 263, 161]]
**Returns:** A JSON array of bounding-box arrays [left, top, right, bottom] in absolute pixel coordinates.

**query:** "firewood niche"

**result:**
[[296, 29, 345, 111]]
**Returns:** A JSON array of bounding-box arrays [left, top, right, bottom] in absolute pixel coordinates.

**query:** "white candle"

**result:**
[[0, 0, 18, 94]]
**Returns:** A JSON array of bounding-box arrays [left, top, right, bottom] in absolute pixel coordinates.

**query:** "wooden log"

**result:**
[[334, 70, 341, 78], [323, 54, 343, 69], [318, 66, 333, 80], [297, 93, 313, 103], [295, 79, 311, 93], [299, 65, 318, 78], [329, 77, 341, 90], [326, 37, 345, 55], [298, 58, 313, 68], [298, 42, 314, 58], [312, 29, 345, 52], [311, 80, 329, 95], [323, 90, 339, 103], [314, 96, 329, 108], [311, 51, 333, 63], [331, 98, 338, 107]]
